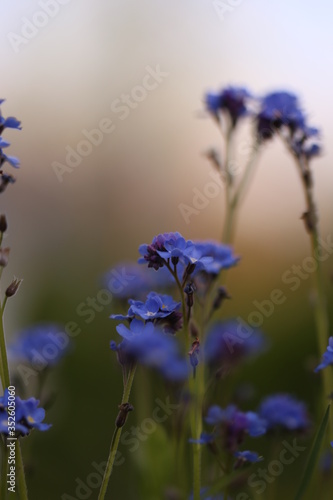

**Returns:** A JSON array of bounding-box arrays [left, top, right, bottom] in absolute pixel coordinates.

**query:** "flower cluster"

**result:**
[[139, 232, 239, 281], [204, 404, 267, 453], [0, 389, 51, 436], [205, 86, 252, 128], [204, 86, 321, 164], [0, 100, 21, 192]]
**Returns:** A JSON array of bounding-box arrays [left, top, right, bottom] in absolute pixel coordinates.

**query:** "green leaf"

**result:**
[[294, 403, 331, 500]]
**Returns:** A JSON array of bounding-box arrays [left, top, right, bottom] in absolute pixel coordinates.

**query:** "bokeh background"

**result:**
[[1, 0, 333, 498]]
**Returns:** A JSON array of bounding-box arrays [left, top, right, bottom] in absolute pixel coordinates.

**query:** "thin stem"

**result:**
[[98, 364, 137, 500], [16, 440, 28, 500], [0, 301, 10, 389], [1, 437, 8, 500]]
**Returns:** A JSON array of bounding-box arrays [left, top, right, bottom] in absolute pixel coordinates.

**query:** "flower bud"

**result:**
[[5, 277, 22, 297], [115, 402, 134, 428], [0, 214, 7, 233]]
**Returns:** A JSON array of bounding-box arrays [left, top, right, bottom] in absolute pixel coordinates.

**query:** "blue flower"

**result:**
[[139, 232, 186, 270], [0, 115, 22, 131], [205, 86, 252, 127], [314, 337, 333, 372], [0, 152, 20, 168], [0, 390, 51, 436], [139, 232, 216, 279], [257, 91, 305, 140], [234, 450, 263, 464], [16, 397, 51, 434], [0, 101, 21, 171], [112, 292, 181, 321], [258, 394, 310, 431], [192, 241, 240, 276], [8, 323, 70, 368], [113, 319, 188, 380], [205, 404, 266, 453], [204, 320, 267, 368]]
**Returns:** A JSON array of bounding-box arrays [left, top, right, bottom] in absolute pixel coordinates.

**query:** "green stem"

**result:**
[[0, 302, 10, 389], [222, 141, 260, 245], [1, 437, 8, 500], [98, 364, 137, 500], [16, 440, 28, 500], [293, 156, 333, 449]]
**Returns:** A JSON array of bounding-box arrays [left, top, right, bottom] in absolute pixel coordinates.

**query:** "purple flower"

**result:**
[[205, 86, 252, 127], [256, 91, 305, 141], [314, 337, 333, 372], [205, 404, 266, 452], [112, 319, 188, 380], [8, 323, 70, 368], [258, 394, 310, 432], [204, 320, 268, 368], [138, 232, 214, 278], [139, 232, 186, 270]]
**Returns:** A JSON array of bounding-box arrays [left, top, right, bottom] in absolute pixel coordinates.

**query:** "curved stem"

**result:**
[[98, 364, 137, 500]]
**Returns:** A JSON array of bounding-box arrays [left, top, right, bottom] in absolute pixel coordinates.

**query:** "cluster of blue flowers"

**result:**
[[0, 389, 51, 436], [109, 232, 241, 381], [205, 86, 321, 161]]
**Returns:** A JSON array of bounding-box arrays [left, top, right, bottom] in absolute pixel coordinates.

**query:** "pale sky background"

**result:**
[[0, 0, 332, 330]]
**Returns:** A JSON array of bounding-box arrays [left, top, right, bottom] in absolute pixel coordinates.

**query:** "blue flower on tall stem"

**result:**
[[0, 390, 51, 436], [205, 404, 266, 453], [112, 319, 188, 380], [205, 86, 252, 128]]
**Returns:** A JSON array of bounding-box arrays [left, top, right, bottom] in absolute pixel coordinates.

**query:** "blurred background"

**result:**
[[1, 0, 333, 498]]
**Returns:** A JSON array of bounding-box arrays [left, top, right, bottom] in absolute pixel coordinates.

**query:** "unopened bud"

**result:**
[[5, 277, 22, 297], [184, 282, 196, 309], [115, 402, 134, 428], [0, 247, 10, 267], [0, 215, 7, 233]]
